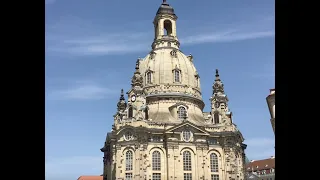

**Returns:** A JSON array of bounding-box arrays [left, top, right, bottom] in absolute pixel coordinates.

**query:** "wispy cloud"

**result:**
[[47, 81, 117, 100], [181, 31, 274, 45], [244, 137, 275, 160], [46, 156, 101, 179], [46, 15, 274, 56]]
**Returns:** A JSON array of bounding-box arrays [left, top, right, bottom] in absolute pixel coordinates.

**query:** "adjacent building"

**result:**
[[266, 89, 275, 134], [100, 1, 247, 180], [245, 157, 275, 180], [77, 176, 103, 180]]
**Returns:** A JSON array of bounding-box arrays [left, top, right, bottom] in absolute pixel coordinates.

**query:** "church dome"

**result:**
[[156, 1, 175, 15], [139, 49, 202, 100]]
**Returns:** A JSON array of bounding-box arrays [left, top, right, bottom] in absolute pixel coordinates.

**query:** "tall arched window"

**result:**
[[152, 151, 161, 180], [163, 20, 172, 36], [183, 151, 192, 180], [174, 70, 180, 82], [178, 106, 187, 119], [152, 151, 161, 171], [210, 153, 219, 180], [128, 107, 133, 118], [210, 153, 218, 172], [145, 108, 149, 120], [214, 113, 219, 124], [146, 72, 152, 84], [125, 151, 133, 171]]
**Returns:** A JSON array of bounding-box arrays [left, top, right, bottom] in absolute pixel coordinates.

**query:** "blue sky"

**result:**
[[45, 0, 274, 179]]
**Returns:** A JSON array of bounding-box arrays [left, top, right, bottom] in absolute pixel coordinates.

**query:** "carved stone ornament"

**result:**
[[131, 60, 143, 87], [213, 82, 224, 93], [170, 50, 177, 57]]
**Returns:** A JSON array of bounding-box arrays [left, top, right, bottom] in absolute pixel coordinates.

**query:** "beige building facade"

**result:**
[[266, 89, 275, 134], [100, 1, 247, 180]]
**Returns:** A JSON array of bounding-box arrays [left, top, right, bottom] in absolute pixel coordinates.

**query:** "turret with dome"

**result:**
[[100, 1, 247, 180]]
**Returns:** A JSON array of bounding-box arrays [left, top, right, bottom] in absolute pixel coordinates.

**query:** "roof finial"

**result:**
[[163, 0, 167, 3], [135, 59, 140, 70], [215, 69, 221, 81], [120, 89, 125, 100]]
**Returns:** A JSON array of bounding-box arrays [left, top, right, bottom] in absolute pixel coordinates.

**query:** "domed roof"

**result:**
[[156, 1, 175, 15], [138, 48, 202, 100]]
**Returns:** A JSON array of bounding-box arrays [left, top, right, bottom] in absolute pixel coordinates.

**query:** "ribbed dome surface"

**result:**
[[139, 48, 201, 97]]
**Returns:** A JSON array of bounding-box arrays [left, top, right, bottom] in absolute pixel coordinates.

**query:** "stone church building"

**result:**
[[100, 1, 247, 180]]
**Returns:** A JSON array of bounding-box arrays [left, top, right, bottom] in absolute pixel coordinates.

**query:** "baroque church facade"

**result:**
[[100, 1, 247, 180]]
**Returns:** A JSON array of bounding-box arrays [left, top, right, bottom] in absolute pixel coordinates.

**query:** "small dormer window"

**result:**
[[174, 70, 180, 82], [178, 106, 187, 119]]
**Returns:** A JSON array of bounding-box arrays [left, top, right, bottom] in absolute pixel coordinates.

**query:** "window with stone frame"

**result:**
[[182, 131, 192, 142], [178, 106, 187, 119], [210, 153, 219, 172], [128, 106, 133, 118], [125, 173, 132, 180], [184, 173, 192, 180], [183, 151, 192, 171], [125, 151, 133, 171], [152, 173, 161, 180], [146, 71, 152, 84], [145, 108, 149, 120], [211, 174, 219, 180], [174, 70, 180, 82], [213, 113, 219, 124], [152, 151, 161, 171]]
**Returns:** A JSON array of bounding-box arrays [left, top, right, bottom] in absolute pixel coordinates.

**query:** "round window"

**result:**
[[124, 131, 133, 141], [182, 131, 192, 142]]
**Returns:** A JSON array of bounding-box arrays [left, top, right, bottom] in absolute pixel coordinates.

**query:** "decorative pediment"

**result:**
[[165, 121, 210, 135], [145, 67, 154, 74], [172, 65, 181, 72]]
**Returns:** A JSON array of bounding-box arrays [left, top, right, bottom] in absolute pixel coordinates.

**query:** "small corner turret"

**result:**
[[131, 59, 144, 89], [117, 89, 127, 112], [209, 69, 233, 125]]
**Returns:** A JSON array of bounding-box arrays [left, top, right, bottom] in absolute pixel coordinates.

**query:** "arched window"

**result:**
[[128, 107, 133, 118], [146, 72, 152, 84], [210, 153, 219, 180], [183, 151, 192, 171], [210, 153, 218, 172], [174, 70, 180, 82], [214, 113, 219, 124], [183, 151, 192, 180], [178, 106, 187, 119], [125, 151, 133, 171], [145, 108, 149, 120], [164, 20, 172, 36], [152, 151, 161, 171]]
